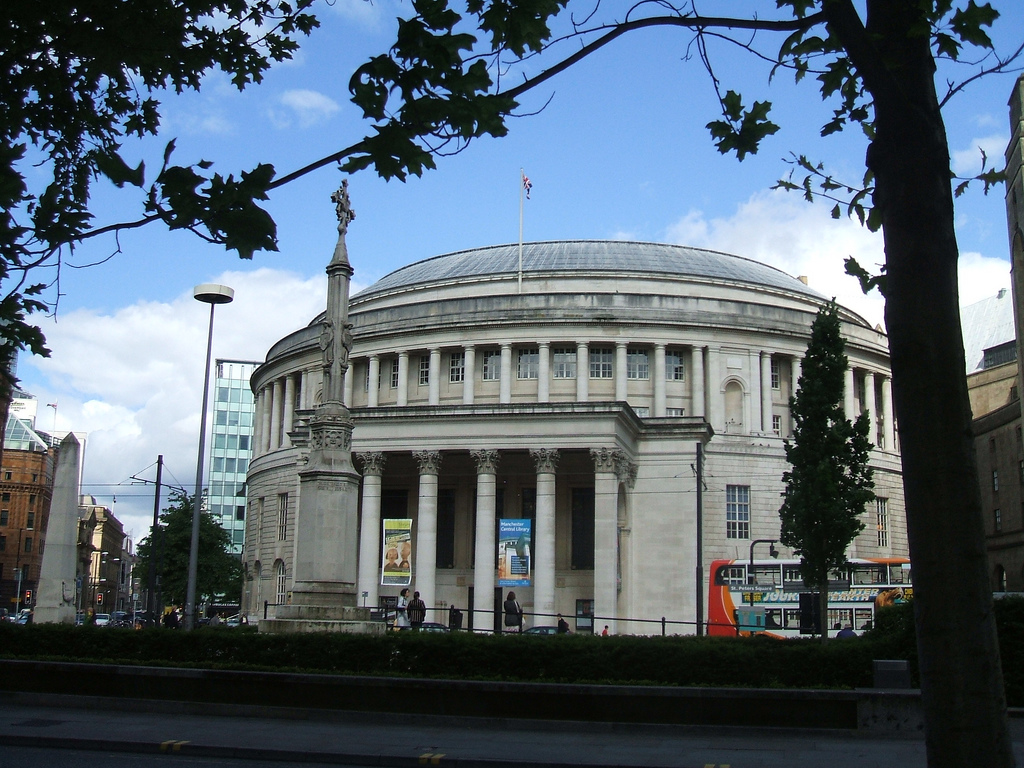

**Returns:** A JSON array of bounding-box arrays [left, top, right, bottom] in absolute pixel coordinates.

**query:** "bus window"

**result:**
[[765, 609, 783, 629], [828, 608, 853, 630], [751, 564, 781, 587], [714, 565, 746, 585], [889, 564, 912, 584], [854, 608, 873, 630], [782, 565, 804, 587], [852, 565, 887, 585], [784, 609, 801, 629]]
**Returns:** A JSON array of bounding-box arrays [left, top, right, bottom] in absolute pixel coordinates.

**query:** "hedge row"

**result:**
[[2, 597, 1020, 704]]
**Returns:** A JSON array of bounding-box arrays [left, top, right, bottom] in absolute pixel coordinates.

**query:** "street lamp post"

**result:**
[[185, 283, 234, 631], [14, 566, 22, 616]]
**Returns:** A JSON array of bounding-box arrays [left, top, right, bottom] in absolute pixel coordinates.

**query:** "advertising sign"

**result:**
[[381, 518, 413, 586], [498, 518, 532, 587]]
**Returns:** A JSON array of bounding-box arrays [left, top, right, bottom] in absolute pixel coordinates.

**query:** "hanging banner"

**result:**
[[498, 518, 532, 587], [381, 518, 413, 586]]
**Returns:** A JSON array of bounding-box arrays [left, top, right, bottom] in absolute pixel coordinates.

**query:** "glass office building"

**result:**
[[208, 359, 258, 554]]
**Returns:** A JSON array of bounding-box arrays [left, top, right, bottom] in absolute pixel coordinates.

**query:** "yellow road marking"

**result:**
[[159, 740, 190, 752], [419, 754, 445, 765]]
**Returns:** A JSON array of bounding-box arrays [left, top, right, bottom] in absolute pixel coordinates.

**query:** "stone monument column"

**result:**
[[35, 434, 81, 624], [265, 180, 379, 634]]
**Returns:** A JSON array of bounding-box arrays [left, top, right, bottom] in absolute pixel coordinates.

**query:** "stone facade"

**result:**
[[244, 240, 907, 634]]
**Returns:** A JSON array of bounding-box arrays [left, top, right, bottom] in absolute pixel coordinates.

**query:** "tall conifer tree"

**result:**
[[779, 301, 875, 640]]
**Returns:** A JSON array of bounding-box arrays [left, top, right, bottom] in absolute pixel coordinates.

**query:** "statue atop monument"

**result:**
[[331, 179, 356, 234]]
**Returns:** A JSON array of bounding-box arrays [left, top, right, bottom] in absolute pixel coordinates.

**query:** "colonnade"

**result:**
[[353, 447, 636, 634], [251, 344, 897, 458]]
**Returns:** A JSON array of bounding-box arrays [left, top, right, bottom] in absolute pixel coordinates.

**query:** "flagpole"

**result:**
[[518, 168, 524, 295]]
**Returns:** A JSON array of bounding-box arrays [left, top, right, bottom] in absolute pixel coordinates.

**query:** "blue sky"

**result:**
[[17, 1, 1024, 542]]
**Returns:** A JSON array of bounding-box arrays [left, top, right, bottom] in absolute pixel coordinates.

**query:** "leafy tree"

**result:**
[[0, 0, 318, 362], [134, 492, 242, 608], [779, 301, 875, 642]]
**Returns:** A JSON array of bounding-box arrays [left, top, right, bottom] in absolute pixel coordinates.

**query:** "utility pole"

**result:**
[[695, 442, 704, 636], [147, 455, 162, 623]]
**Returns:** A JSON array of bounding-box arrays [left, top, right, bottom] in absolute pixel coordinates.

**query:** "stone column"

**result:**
[[270, 378, 283, 450], [882, 376, 895, 451], [538, 342, 550, 403], [260, 386, 272, 454], [707, 348, 723, 432], [397, 352, 409, 406], [252, 388, 264, 456], [790, 357, 802, 397], [356, 452, 386, 611], [845, 367, 857, 421], [653, 344, 666, 417], [283, 374, 296, 447], [591, 448, 620, 635], [414, 451, 442, 611], [34, 433, 81, 624], [864, 371, 877, 445], [499, 343, 513, 404], [761, 353, 773, 434], [343, 367, 353, 408], [531, 448, 558, 622], [428, 348, 441, 405], [299, 370, 309, 410], [615, 342, 628, 402], [691, 346, 705, 418], [576, 343, 589, 402], [463, 346, 476, 404], [367, 356, 380, 408], [471, 449, 499, 632]]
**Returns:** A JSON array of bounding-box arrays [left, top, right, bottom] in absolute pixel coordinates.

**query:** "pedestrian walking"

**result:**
[[394, 588, 411, 630], [503, 591, 523, 632], [408, 591, 427, 630]]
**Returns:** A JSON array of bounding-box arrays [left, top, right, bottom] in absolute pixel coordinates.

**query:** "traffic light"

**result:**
[[23, 590, 31, 604], [95, 592, 103, 605]]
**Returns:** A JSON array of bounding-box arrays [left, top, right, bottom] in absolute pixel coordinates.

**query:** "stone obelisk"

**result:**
[[34, 433, 81, 624], [262, 181, 380, 634]]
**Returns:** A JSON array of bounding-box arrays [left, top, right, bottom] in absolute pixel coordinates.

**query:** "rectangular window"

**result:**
[[771, 359, 781, 390], [726, 485, 750, 540], [571, 487, 595, 569], [436, 489, 456, 569], [278, 493, 289, 540], [0, 510, 7, 526], [235, 505, 245, 521], [590, 347, 613, 379], [633, 407, 650, 418], [419, 356, 430, 386], [876, 498, 889, 547], [0, 536, 5, 552], [1019, 459, 1024, 485], [449, 351, 465, 383], [666, 351, 685, 381], [1, 493, 9, 502], [772, 414, 782, 435], [552, 348, 577, 378], [363, 364, 369, 392], [995, 508, 1002, 532], [518, 348, 539, 379], [626, 348, 649, 380], [482, 350, 501, 381], [26, 512, 34, 530], [666, 407, 685, 416], [993, 469, 999, 492], [24, 537, 32, 553], [391, 358, 400, 388]]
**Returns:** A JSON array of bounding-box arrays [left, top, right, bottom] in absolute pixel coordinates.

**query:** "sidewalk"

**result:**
[[2, 693, 1021, 767]]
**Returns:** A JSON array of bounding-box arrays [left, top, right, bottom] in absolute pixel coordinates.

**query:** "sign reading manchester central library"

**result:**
[[498, 518, 532, 587]]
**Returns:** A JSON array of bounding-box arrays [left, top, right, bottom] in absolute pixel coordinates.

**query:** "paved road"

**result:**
[[0, 694, 1021, 768]]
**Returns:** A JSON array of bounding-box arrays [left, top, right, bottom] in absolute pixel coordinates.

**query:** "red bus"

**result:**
[[707, 557, 912, 638]]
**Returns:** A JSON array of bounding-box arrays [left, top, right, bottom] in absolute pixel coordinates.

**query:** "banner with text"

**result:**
[[498, 518, 532, 587], [381, 518, 413, 586]]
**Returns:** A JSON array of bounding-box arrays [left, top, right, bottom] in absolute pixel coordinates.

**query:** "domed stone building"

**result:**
[[243, 237, 906, 634]]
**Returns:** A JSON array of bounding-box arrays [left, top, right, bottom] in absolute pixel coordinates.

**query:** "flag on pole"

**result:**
[[521, 171, 532, 199]]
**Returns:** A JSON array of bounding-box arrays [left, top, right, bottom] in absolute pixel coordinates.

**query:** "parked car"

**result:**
[[523, 625, 559, 635], [418, 622, 449, 633], [93, 613, 111, 627]]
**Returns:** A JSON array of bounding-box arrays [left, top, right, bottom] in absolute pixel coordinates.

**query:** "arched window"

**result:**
[[724, 380, 744, 432], [276, 560, 287, 604], [995, 564, 1007, 592]]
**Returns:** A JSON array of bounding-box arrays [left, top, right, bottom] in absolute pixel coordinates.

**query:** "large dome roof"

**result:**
[[355, 240, 823, 299]]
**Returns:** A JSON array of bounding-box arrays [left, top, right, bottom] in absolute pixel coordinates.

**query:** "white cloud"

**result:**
[[951, 134, 1007, 176], [663, 189, 1011, 331], [270, 90, 341, 129], [23, 268, 329, 542]]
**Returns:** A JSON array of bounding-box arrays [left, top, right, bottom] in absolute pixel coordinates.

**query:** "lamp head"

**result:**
[[193, 284, 234, 305], [769, 542, 779, 559]]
